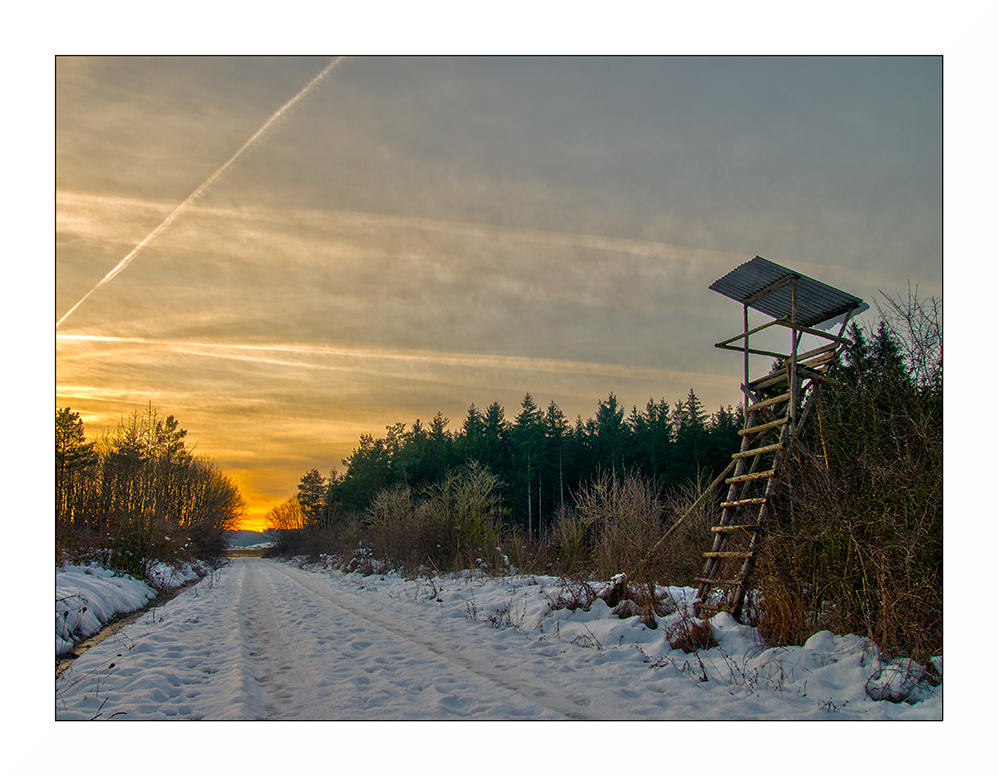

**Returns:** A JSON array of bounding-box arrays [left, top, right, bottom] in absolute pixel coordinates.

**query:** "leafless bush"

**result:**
[[659, 474, 718, 585], [364, 484, 417, 569], [547, 579, 599, 612], [573, 470, 666, 581], [667, 616, 718, 654], [361, 462, 507, 574], [548, 504, 588, 576]]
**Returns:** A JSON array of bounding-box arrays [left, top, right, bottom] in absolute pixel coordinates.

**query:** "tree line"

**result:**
[[56, 404, 245, 574], [291, 388, 742, 537]]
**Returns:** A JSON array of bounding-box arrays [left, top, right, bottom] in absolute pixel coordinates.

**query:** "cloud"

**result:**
[[55, 57, 941, 525], [57, 333, 732, 390]]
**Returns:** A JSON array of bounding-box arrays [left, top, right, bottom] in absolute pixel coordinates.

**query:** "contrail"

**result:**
[[57, 56, 348, 328]]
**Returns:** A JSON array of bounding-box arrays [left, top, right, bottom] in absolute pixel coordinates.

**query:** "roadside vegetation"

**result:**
[[266, 290, 942, 664], [56, 404, 246, 579]]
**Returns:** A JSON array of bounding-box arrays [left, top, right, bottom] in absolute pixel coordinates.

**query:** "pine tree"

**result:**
[[675, 388, 708, 484], [457, 404, 486, 464], [512, 394, 545, 535], [56, 408, 97, 523], [593, 392, 626, 475], [482, 402, 510, 478], [544, 401, 570, 513], [297, 469, 327, 526]]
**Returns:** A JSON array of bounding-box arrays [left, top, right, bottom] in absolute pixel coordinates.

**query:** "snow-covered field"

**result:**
[[55, 556, 941, 721]]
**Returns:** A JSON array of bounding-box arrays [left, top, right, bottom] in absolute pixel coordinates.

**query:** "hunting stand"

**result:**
[[693, 256, 865, 621]]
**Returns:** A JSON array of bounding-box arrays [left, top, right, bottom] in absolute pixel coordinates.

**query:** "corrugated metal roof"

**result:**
[[709, 256, 863, 328]]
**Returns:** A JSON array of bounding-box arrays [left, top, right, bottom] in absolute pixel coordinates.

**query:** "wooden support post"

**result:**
[[743, 304, 750, 425], [789, 278, 799, 432]]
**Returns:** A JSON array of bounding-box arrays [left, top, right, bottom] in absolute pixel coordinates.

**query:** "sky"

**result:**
[[54, 55, 942, 531]]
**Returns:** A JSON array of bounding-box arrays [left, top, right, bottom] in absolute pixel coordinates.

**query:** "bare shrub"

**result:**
[[667, 616, 718, 654], [548, 504, 588, 576], [758, 291, 942, 662], [573, 471, 665, 581], [416, 461, 506, 572], [360, 462, 507, 575], [659, 473, 719, 585], [365, 484, 417, 571], [547, 579, 599, 612]]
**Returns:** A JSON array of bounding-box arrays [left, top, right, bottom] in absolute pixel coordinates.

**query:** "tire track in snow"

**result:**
[[237, 559, 330, 719], [265, 561, 599, 720]]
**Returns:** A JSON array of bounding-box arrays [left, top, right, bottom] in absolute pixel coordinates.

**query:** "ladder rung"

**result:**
[[703, 551, 754, 559], [800, 369, 843, 388], [796, 342, 839, 362], [711, 524, 762, 533], [749, 352, 836, 392], [732, 442, 783, 459], [747, 392, 790, 413], [739, 417, 789, 436], [695, 577, 743, 587], [721, 497, 768, 508], [750, 371, 789, 391], [725, 469, 776, 484], [798, 352, 835, 370], [694, 602, 733, 617]]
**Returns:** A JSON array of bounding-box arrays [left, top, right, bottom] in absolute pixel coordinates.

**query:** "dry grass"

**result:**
[[667, 616, 718, 653]]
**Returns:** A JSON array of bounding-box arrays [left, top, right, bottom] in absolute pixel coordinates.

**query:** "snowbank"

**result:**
[[56, 560, 211, 656]]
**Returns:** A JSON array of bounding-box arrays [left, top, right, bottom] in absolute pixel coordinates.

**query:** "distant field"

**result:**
[[226, 548, 269, 559]]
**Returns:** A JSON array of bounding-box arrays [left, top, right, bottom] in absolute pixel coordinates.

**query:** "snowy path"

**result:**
[[57, 559, 588, 719], [55, 558, 941, 720]]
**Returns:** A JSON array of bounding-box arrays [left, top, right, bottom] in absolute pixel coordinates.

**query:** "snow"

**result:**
[[56, 560, 210, 656], [54, 556, 942, 721]]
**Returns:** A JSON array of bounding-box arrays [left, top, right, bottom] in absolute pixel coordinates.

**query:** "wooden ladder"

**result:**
[[693, 377, 793, 620], [693, 343, 843, 620]]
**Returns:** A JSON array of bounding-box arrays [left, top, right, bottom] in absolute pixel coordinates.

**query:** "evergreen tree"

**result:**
[[511, 394, 545, 535], [56, 408, 97, 523], [674, 388, 709, 484], [593, 392, 627, 475], [340, 434, 391, 511], [297, 468, 327, 526], [544, 400, 570, 513], [707, 404, 741, 477], [427, 411, 455, 479], [322, 467, 344, 529], [457, 404, 486, 464], [481, 402, 510, 477]]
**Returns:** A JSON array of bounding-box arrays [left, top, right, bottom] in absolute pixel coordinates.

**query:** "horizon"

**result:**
[[55, 56, 942, 532]]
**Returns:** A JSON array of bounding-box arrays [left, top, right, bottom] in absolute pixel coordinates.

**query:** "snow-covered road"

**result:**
[[55, 558, 942, 720], [58, 559, 582, 719]]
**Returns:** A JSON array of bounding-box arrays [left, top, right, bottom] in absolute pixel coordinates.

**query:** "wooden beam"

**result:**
[[714, 317, 788, 349], [715, 343, 789, 358], [732, 442, 783, 459], [710, 524, 763, 532], [725, 469, 777, 484], [774, 319, 851, 344], [796, 341, 839, 362], [747, 392, 791, 413], [801, 302, 862, 329], [738, 417, 789, 436], [742, 274, 800, 306]]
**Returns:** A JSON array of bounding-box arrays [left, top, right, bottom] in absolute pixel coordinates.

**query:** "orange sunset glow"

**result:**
[[55, 56, 942, 532]]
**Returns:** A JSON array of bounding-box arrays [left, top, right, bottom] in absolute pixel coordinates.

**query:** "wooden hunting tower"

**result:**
[[694, 256, 865, 621]]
